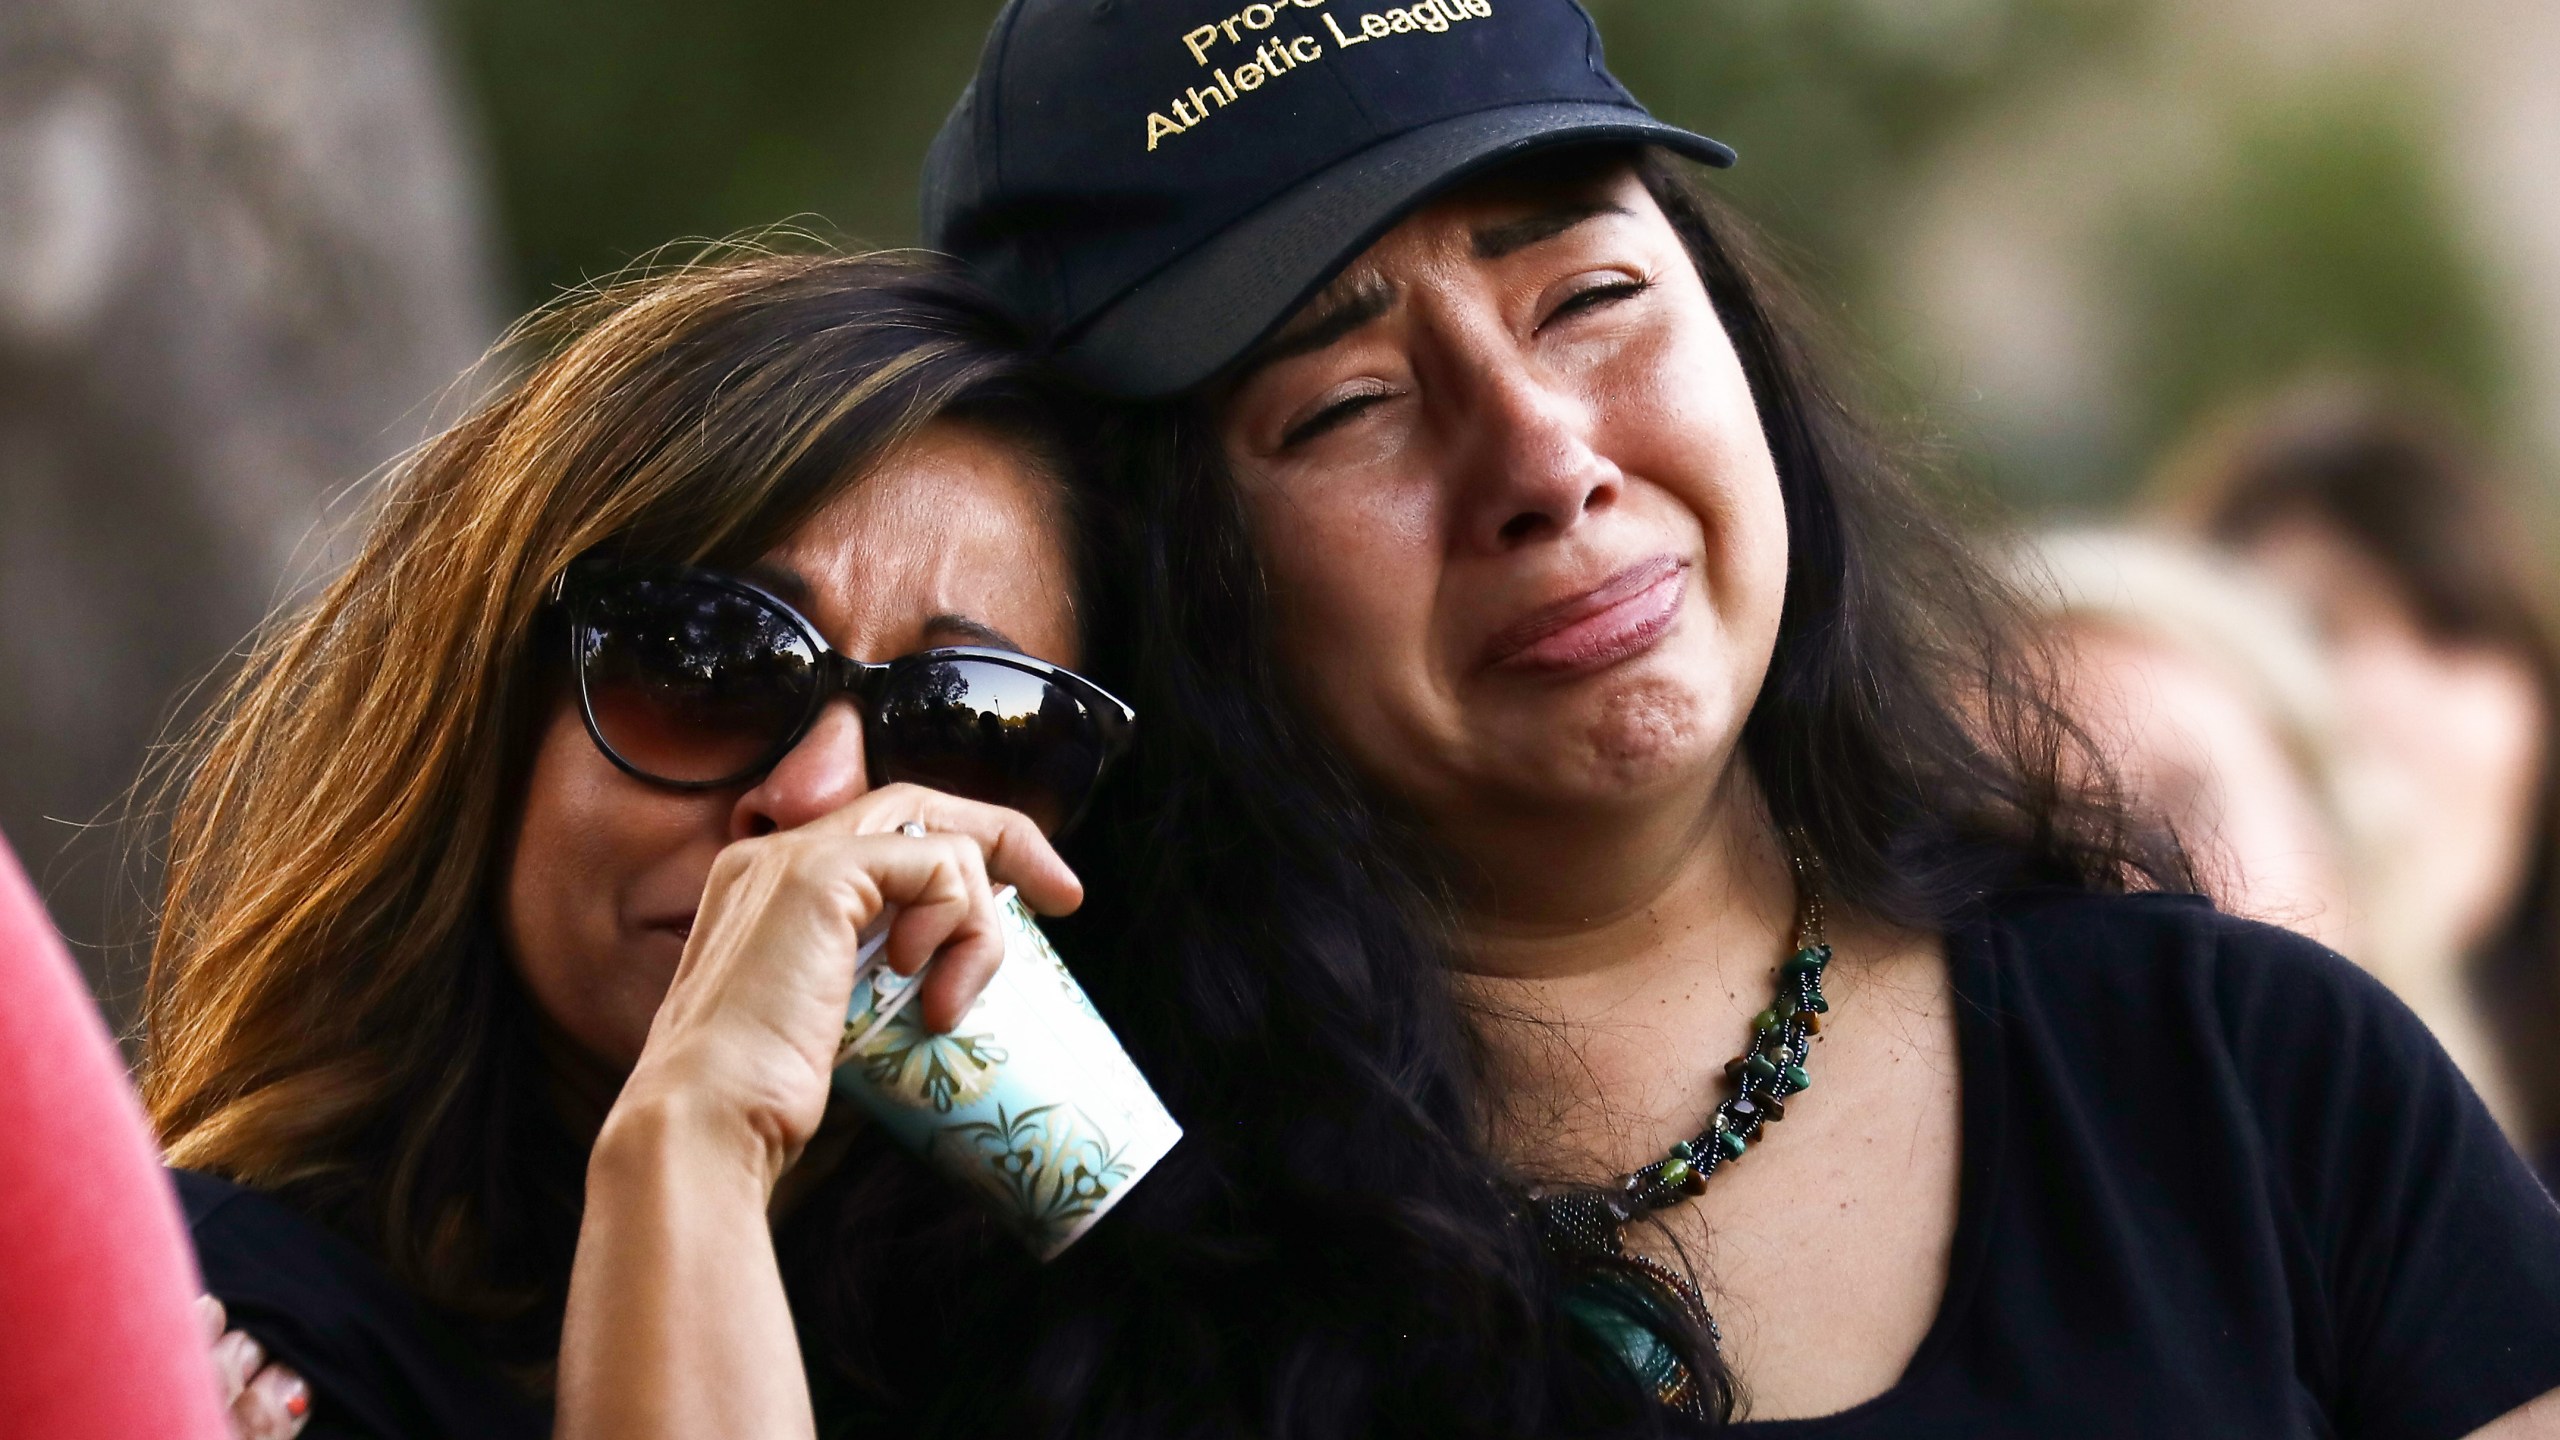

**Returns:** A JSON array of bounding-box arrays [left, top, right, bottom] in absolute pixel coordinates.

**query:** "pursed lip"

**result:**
[[1479, 556, 1690, 675]]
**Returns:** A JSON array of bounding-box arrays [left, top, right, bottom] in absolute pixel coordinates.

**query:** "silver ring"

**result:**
[[897, 820, 928, 839]]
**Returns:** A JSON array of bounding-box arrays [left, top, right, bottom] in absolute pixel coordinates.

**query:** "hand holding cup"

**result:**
[[605, 783, 1081, 1192]]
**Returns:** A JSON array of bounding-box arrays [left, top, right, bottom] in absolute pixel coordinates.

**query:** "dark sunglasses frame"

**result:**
[[547, 558, 1135, 827]]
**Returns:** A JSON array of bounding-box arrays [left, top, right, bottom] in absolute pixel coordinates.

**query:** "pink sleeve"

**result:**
[[0, 834, 229, 1440]]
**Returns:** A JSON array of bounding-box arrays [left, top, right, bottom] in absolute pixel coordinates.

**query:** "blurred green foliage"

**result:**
[[2111, 75, 2513, 462], [1587, 0, 2136, 288], [437, 0, 2515, 508], [438, 0, 2134, 308], [440, 0, 1009, 300]]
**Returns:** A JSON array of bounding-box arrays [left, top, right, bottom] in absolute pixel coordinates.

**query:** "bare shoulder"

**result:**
[[1832, 909, 1950, 995]]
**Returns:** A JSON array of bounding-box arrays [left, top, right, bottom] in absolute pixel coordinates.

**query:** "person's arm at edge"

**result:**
[[0, 832, 233, 1440]]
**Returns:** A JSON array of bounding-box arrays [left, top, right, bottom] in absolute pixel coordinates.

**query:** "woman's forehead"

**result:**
[[1336, 153, 1647, 279], [1227, 155, 1660, 384], [751, 421, 1079, 660]]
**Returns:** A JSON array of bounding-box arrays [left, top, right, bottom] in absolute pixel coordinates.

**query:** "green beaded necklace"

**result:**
[[1534, 850, 1833, 1416]]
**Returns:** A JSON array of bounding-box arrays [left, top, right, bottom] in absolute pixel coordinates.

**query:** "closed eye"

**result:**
[[1542, 277, 1652, 331], [1279, 386, 1398, 449]]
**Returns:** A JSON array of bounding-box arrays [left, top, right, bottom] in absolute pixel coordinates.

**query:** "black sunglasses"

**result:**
[[549, 559, 1134, 835]]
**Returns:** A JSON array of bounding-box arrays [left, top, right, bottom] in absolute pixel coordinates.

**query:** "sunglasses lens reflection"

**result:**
[[873, 658, 1108, 833], [578, 580, 817, 785]]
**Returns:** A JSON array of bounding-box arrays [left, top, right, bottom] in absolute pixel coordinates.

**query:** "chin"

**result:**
[[1543, 672, 1735, 800]]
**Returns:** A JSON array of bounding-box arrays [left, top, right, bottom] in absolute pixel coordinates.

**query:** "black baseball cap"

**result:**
[[922, 0, 1733, 399]]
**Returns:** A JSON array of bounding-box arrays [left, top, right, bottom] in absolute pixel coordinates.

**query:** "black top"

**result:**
[[1732, 891, 2560, 1439], [177, 1170, 547, 1440], [178, 891, 2560, 1438]]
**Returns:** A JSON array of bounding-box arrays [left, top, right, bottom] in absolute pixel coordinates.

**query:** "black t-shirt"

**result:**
[[177, 1171, 547, 1440], [179, 890, 2560, 1438], [1738, 890, 2560, 1439]]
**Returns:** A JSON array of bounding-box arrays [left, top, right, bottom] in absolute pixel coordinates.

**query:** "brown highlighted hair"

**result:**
[[139, 250, 1070, 1355], [2157, 379, 2560, 1157]]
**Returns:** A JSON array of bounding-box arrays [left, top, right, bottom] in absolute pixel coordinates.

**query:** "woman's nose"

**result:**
[[729, 699, 870, 839], [1449, 356, 1622, 552]]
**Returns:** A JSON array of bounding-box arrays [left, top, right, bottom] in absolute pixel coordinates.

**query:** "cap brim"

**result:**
[[1055, 102, 1733, 399]]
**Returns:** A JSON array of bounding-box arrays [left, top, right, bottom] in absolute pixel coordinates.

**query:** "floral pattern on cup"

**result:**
[[842, 1011, 1008, 1114], [931, 1102, 1137, 1254], [834, 892, 1182, 1259]]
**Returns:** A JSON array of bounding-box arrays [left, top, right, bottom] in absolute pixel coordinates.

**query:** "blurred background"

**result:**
[[6, 0, 2558, 1073]]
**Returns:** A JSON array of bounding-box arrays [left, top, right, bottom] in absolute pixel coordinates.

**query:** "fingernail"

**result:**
[[282, 1375, 309, 1419], [222, 1330, 264, 1374]]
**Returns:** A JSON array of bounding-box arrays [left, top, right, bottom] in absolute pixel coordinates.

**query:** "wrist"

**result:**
[[592, 1080, 793, 1202]]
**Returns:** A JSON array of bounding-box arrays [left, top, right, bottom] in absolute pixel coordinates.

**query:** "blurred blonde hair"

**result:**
[[2006, 527, 2376, 953], [2016, 528, 2359, 838]]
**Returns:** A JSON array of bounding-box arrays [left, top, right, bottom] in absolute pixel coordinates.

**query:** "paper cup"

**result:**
[[832, 890, 1181, 1260]]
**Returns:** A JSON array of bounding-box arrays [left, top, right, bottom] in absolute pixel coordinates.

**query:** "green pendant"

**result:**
[[1556, 857, 1828, 1246], [1560, 1275, 1694, 1405]]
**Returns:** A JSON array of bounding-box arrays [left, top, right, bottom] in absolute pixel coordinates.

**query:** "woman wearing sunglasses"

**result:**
[[140, 252, 1133, 1438]]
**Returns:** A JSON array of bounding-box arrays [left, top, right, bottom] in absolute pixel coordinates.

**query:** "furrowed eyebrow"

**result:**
[[925, 614, 1025, 653], [1229, 276, 1397, 386], [738, 562, 814, 609], [1470, 201, 1629, 260], [738, 566, 1021, 655]]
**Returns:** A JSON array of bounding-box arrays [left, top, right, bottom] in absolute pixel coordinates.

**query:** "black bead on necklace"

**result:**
[[1534, 849, 1833, 1417]]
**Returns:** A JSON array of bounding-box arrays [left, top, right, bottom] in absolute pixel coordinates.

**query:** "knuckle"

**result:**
[[247, 1401, 291, 1440], [871, 781, 933, 813], [771, 836, 858, 896], [774, 839, 832, 886], [707, 838, 764, 886]]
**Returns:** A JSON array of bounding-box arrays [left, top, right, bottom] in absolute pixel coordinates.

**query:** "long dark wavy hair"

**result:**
[[790, 150, 2185, 1436]]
